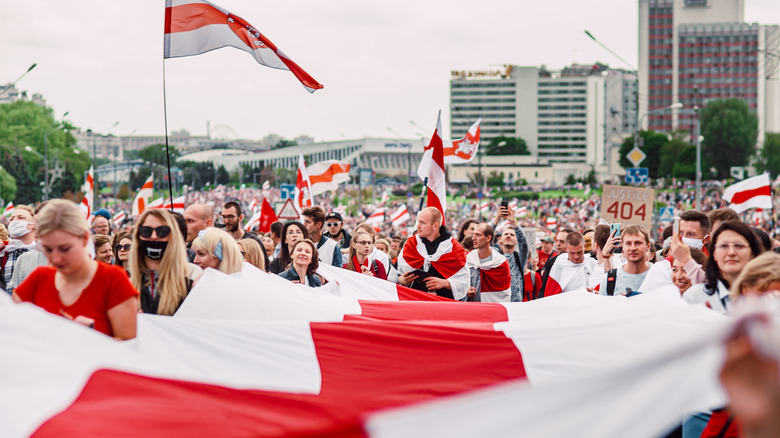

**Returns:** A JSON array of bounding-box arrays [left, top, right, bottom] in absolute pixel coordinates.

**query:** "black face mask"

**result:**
[[139, 240, 168, 260]]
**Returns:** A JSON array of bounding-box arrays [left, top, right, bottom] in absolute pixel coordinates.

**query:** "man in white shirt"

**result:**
[[599, 225, 652, 296]]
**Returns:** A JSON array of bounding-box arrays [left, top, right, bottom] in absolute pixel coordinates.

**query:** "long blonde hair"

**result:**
[[129, 209, 189, 315], [237, 238, 265, 271], [35, 199, 89, 239], [347, 231, 373, 272], [191, 227, 243, 274]]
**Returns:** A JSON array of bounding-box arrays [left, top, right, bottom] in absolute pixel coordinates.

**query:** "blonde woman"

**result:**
[[13, 200, 138, 339], [129, 209, 201, 315], [191, 227, 243, 274], [237, 238, 266, 271], [344, 231, 387, 280], [730, 252, 780, 298]]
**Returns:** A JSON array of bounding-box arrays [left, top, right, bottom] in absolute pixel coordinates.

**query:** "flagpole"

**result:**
[[162, 60, 175, 212], [418, 177, 428, 212]]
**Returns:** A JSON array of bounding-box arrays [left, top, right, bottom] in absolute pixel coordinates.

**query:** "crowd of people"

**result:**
[[3, 188, 780, 437]]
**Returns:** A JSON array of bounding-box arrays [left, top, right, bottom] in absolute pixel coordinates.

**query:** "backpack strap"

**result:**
[[606, 268, 618, 296]]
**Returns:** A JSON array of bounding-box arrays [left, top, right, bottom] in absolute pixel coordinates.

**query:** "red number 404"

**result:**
[[606, 202, 646, 221]]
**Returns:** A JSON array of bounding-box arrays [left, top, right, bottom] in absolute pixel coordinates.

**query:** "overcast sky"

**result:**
[[2, 0, 779, 142]]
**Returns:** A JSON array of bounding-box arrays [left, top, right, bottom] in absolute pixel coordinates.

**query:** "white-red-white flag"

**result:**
[[378, 191, 390, 207], [366, 208, 385, 226], [722, 173, 772, 213], [546, 217, 557, 229], [132, 175, 154, 217], [307, 160, 351, 195], [247, 198, 259, 213], [294, 153, 313, 213], [443, 119, 481, 164], [113, 211, 127, 228], [163, 0, 323, 93], [516, 206, 527, 218], [79, 166, 94, 219], [162, 196, 186, 213], [416, 111, 447, 222], [390, 205, 410, 227], [148, 198, 165, 210], [2, 202, 14, 217]]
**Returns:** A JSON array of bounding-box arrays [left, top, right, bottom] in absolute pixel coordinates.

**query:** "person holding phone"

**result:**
[[490, 202, 530, 302], [598, 225, 652, 296]]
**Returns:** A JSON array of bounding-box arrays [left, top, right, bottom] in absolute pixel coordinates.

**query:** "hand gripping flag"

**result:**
[[164, 0, 323, 93], [132, 175, 154, 218], [416, 111, 447, 222], [722, 173, 772, 213], [443, 119, 481, 164], [307, 160, 351, 195], [294, 153, 313, 213]]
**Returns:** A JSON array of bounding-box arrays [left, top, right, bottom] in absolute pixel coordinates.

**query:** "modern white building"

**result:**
[[450, 63, 637, 182]]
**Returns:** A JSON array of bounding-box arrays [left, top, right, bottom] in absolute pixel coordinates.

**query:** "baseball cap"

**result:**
[[541, 235, 554, 243], [326, 212, 343, 222], [93, 208, 111, 220]]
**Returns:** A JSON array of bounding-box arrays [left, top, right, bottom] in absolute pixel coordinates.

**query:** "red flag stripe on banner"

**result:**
[[164, 3, 222, 33], [728, 185, 771, 205], [308, 162, 351, 186]]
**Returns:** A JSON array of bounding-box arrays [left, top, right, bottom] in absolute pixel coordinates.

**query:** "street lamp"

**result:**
[[0, 63, 37, 98]]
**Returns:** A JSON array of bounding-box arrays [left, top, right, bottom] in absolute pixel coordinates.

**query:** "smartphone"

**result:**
[[500, 200, 509, 209], [673, 216, 680, 236], [610, 223, 622, 254]]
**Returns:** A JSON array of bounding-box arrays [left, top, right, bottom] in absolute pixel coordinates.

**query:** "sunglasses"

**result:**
[[116, 243, 132, 252], [138, 225, 171, 239]]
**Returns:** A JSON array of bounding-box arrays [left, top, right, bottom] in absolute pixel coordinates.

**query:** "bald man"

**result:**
[[183, 203, 214, 245], [396, 207, 469, 300]]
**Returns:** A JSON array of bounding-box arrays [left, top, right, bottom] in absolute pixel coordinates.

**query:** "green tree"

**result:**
[[486, 136, 529, 155], [138, 144, 179, 167], [272, 139, 297, 150], [2, 149, 35, 204], [756, 132, 780, 177], [619, 130, 669, 178], [658, 132, 694, 178], [486, 171, 505, 187], [216, 165, 230, 185], [700, 98, 758, 179]]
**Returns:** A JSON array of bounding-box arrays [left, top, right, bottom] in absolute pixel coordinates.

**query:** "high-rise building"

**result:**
[[449, 64, 636, 180], [638, 0, 780, 140]]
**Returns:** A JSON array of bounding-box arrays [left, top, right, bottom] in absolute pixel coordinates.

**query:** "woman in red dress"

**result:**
[[13, 199, 138, 339]]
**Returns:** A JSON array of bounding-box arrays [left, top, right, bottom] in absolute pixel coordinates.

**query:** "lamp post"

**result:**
[[0, 63, 37, 98]]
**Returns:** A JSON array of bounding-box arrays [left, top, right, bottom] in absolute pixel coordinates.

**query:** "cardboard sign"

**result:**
[[600, 185, 655, 229]]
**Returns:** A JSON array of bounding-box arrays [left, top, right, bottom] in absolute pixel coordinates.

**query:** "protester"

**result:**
[[524, 252, 542, 301], [92, 234, 114, 264], [1, 205, 38, 294], [491, 205, 529, 302], [599, 225, 652, 297], [261, 235, 275, 259], [192, 227, 243, 275], [92, 213, 111, 236], [536, 234, 556, 271], [354, 223, 392, 276], [344, 231, 387, 280], [268, 221, 308, 274], [374, 238, 390, 254], [396, 207, 469, 300], [269, 221, 283, 259], [683, 221, 764, 314], [237, 238, 265, 271], [457, 219, 479, 244], [278, 239, 321, 287], [671, 248, 707, 295], [466, 223, 512, 302], [729, 252, 780, 299], [183, 203, 214, 245], [112, 231, 132, 271], [707, 208, 740, 237], [543, 232, 595, 296], [6, 202, 49, 293], [129, 209, 202, 315], [302, 206, 342, 267], [323, 211, 351, 249], [13, 199, 137, 339], [220, 201, 265, 248]]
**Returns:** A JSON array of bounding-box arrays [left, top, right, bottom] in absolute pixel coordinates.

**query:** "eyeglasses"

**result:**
[[286, 229, 303, 236], [326, 222, 341, 227], [138, 225, 171, 239], [116, 244, 132, 252], [714, 243, 749, 252], [354, 240, 372, 246], [221, 214, 237, 220]]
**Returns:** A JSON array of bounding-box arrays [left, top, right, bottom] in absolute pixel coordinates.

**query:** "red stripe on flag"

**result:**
[[309, 163, 350, 186], [165, 4, 227, 34], [34, 321, 526, 437], [351, 301, 508, 323], [729, 185, 771, 205]]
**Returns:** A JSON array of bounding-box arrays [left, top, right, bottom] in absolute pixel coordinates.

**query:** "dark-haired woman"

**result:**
[[278, 239, 321, 287], [683, 221, 764, 314], [267, 221, 308, 274]]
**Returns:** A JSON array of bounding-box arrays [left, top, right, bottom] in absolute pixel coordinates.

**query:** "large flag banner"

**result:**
[[723, 172, 772, 213], [443, 119, 481, 164], [164, 0, 323, 93], [416, 111, 447, 221], [132, 175, 154, 217], [1, 265, 739, 438], [294, 153, 313, 213], [307, 160, 351, 195]]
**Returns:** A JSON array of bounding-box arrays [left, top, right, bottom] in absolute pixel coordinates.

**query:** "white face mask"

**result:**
[[8, 220, 32, 239], [682, 237, 704, 250]]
